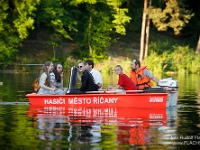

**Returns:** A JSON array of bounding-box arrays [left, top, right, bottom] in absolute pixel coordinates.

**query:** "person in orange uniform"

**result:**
[[130, 60, 159, 90]]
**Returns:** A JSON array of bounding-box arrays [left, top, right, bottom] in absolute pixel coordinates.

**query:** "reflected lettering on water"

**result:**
[[27, 105, 178, 149], [1, 73, 200, 149]]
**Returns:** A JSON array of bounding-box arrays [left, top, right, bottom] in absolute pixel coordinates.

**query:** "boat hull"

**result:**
[[26, 93, 168, 108]]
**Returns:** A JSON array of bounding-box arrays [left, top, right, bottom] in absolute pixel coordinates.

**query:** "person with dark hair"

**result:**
[[37, 61, 65, 94], [130, 59, 159, 90], [53, 62, 64, 88], [85, 60, 103, 90], [79, 62, 99, 92], [107, 65, 137, 91]]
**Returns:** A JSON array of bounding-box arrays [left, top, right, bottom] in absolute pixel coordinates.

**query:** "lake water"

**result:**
[[0, 73, 200, 150]]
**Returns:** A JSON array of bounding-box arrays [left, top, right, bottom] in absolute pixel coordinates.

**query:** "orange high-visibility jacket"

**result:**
[[130, 66, 153, 90]]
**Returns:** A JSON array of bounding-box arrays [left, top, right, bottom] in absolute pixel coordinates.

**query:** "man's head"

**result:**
[[85, 60, 94, 72], [131, 59, 141, 71], [77, 62, 86, 73]]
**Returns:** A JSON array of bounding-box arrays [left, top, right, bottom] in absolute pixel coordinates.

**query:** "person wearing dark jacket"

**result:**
[[79, 62, 99, 92]]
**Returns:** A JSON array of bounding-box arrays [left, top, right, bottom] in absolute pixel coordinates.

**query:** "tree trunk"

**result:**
[[196, 36, 200, 54], [53, 45, 56, 61], [139, 0, 148, 62], [144, 0, 152, 58], [88, 16, 92, 56]]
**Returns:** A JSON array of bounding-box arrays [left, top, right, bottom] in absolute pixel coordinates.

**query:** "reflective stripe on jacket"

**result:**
[[130, 66, 153, 90]]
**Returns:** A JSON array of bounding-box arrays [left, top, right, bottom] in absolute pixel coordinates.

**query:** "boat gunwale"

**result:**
[[26, 93, 168, 97]]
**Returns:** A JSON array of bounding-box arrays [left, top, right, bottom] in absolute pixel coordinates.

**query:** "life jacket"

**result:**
[[130, 66, 153, 90]]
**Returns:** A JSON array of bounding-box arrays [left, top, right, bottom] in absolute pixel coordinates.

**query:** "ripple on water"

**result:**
[[0, 74, 200, 149]]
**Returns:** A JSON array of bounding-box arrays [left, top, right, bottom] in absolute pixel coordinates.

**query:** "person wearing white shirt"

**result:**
[[85, 60, 103, 90]]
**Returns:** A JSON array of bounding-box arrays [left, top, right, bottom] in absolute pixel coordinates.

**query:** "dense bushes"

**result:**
[[143, 43, 200, 74]]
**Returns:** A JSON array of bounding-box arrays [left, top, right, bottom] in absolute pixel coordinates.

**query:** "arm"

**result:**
[[92, 71, 103, 88], [97, 83, 103, 88], [59, 72, 64, 88], [76, 71, 81, 82], [80, 73, 88, 91], [50, 73, 55, 87], [152, 76, 159, 84], [107, 74, 123, 90], [97, 73, 103, 88], [59, 78, 63, 88], [106, 85, 121, 90], [144, 69, 159, 84], [39, 73, 55, 91]]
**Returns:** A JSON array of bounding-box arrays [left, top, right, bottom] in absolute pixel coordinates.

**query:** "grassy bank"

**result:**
[[1, 30, 199, 74]]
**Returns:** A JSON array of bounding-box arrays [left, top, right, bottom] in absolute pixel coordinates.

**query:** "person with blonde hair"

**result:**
[[107, 65, 137, 91], [37, 61, 65, 95]]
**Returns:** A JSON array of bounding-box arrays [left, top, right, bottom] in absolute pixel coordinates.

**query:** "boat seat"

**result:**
[[143, 87, 166, 93]]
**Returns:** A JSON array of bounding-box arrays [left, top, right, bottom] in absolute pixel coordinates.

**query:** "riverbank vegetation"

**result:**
[[0, 0, 200, 74]]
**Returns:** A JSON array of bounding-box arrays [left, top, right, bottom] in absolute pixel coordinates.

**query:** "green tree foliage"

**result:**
[[0, 0, 39, 65], [108, 0, 131, 35], [122, 0, 144, 32], [181, 0, 200, 47], [71, 0, 131, 60], [36, 0, 78, 40], [72, 3, 114, 59], [1, 0, 200, 66], [148, 0, 194, 35], [35, 0, 130, 60]]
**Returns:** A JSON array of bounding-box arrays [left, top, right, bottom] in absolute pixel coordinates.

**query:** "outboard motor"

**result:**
[[158, 78, 178, 107], [158, 78, 178, 91]]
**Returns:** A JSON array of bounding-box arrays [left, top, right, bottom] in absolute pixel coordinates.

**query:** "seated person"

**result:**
[[79, 62, 99, 92], [53, 62, 64, 88], [76, 61, 103, 91], [130, 59, 159, 90], [85, 60, 103, 90], [107, 65, 137, 91], [68, 62, 99, 93], [37, 61, 65, 95], [76, 62, 84, 82]]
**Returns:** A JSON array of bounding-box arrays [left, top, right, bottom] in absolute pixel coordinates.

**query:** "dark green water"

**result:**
[[0, 73, 200, 150]]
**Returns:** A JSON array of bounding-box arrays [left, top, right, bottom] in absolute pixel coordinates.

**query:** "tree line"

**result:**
[[0, 0, 199, 65]]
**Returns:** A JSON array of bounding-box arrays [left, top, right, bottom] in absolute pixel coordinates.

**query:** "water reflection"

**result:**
[[1, 73, 200, 149], [27, 106, 177, 149]]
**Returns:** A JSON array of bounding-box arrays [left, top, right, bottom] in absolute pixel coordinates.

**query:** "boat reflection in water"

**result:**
[[27, 106, 177, 149]]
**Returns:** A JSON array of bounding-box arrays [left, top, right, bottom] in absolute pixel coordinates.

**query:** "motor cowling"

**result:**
[[158, 78, 178, 90]]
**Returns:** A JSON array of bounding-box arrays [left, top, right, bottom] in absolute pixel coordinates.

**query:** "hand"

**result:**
[[51, 86, 56, 91], [163, 87, 173, 91], [97, 83, 102, 88], [106, 86, 112, 91], [60, 72, 64, 78]]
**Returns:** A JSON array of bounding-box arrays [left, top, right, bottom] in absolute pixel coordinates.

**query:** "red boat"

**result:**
[[27, 67, 178, 108], [27, 92, 169, 108]]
